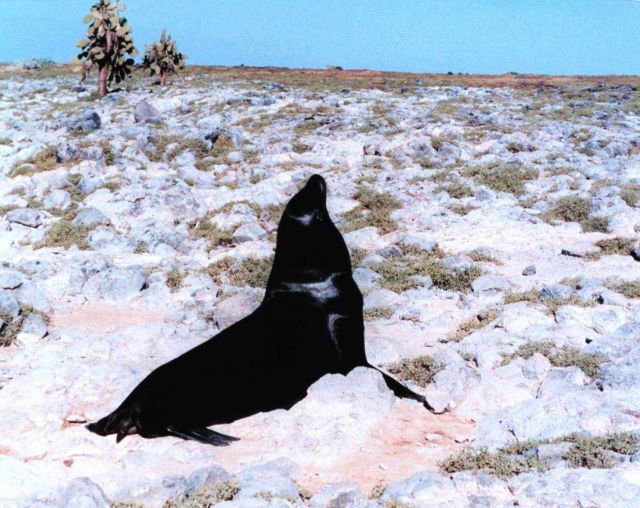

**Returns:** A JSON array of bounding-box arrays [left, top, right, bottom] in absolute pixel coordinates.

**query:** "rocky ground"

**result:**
[[1, 65, 640, 507]]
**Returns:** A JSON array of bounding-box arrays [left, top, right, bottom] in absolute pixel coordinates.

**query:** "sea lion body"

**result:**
[[88, 175, 431, 445]]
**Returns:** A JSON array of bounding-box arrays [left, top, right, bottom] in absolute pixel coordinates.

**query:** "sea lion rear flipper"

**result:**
[[86, 404, 139, 442], [368, 366, 442, 414], [165, 425, 240, 446]]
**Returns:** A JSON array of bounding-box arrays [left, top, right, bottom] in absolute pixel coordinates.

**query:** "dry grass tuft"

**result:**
[[341, 185, 402, 234], [387, 355, 443, 387], [465, 164, 538, 196], [172, 479, 240, 507], [204, 256, 274, 289], [364, 307, 394, 320], [440, 431, 638, 478], [166, 270, 186, 293], [606, 279, 640, 298], [188, 216, 234, 249], [593, 237, 636, 257], [501, 341, 607, 378], [435, 182, 474, 199], [453, 309, 499, 341], [440, 447, 549, 479], [9, 145, 58, 177], [37, 220, 91, 250]]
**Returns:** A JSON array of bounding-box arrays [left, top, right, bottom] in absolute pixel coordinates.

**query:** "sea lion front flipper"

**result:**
[[165, 425, 240, 446], [368, 366, 442, 414]]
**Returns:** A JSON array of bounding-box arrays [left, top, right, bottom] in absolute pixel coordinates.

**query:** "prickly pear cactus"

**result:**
[[76, 0, 138, 96], [142, 30, 187, 86]]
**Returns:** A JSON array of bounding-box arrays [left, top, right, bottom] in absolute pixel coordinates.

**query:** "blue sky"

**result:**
[[1, 0, 639, 75]]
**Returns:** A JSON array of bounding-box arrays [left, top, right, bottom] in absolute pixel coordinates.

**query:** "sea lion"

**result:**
[[87, 174, 434, 446]]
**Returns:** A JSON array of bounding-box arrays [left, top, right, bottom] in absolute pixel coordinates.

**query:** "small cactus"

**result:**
[[142, 30, 187, 86], [76, 0, 138, 97]]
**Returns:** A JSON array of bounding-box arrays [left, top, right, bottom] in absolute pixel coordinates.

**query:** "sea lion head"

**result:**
[[266, 174, 352, 290]]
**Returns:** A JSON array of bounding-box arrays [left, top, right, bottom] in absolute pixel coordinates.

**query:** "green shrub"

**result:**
[[594, 237, 636, 256], [9, 145, 58, 177], [580, 216, 610, 233], [606, 279, 640, 298], [564, 432, 638, 469], [453, 309, 499, 341], [364, 307, 394, 320], [341, 185, 402, 234], [38, 220, 91, 250], [188, 216, 234, 249], [440, 432, 638, 477], [466, 165, 538, 196], [545, 196, 591, 223], [435, 182, 474, 199], [0, 312, 22, 347], [440, 447, 548, 479], [501, 341, 607, 378], [387, 355, 442, 387], [620, 182, 640, 207], [172, 479, 240, 507], [166, 269, 185, 293]]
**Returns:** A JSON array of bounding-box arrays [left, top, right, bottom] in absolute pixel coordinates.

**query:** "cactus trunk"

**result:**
[[98, 63, 109, 97], [160, 70, 166, 86]]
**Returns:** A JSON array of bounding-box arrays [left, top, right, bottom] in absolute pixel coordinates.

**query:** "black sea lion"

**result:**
[[87, 174, 434, 446]]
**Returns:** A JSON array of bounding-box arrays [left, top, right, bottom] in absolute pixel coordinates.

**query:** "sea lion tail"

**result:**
[[86, 403, 141, 443]]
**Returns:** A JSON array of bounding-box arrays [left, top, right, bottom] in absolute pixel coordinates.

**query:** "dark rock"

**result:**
[[134, 100, 162, 125], [379, 245, 403, 259], [67, 109, 101, 132], [6, 208, 43, 228], [539, 284, 573, 300], [522, 265, 536, 276], [263, 82, 283, 91]]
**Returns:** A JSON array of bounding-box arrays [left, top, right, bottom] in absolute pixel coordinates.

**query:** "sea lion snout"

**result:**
[[285, 174, 328, 224], [305, 174, 326, 197]]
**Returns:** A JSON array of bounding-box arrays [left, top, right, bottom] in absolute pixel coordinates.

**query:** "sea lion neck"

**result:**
[[265, 175, 352, 295]]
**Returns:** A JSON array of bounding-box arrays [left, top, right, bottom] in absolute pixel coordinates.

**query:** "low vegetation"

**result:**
[[435, 182, 474, 199], [146, 135, 210, 163], [464, 164, 538, 196], [620, 182, 640, 207], [440, 446, 549, 479], [188, 216, 234, 249], [606, 279, 640, 299], [170, 479, 240, 507], [9, 145, 58, 178], [364, 307, 394, 320], [341, 185, 401, 234], [166, 269, 185, 293], [203, 256, 273, 288], [0, 312, 22, 347], [564, 432, 638, 468], [543, 195, 609, 232], [371, 250, 482, 293], [453, 309, 499, 341], [37, 220, 92, 250], [501, 341, 607, 378], [387, 355, 443, 387], [448, 203, 477, 216], [504, 289, 593, 313], [440, 432, 637, 478], [590, 237, 636, 258]]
